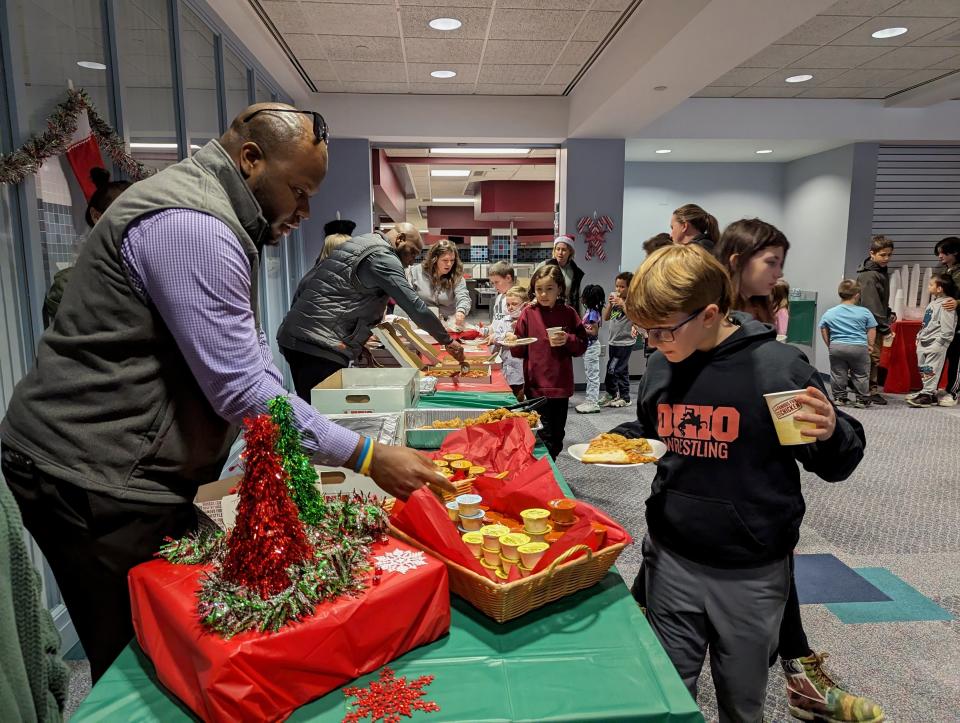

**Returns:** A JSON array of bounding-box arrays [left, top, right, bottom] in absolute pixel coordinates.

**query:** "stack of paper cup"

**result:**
[[892, 288, 905, 321]]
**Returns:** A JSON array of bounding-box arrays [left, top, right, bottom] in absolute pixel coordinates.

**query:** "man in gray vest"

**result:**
[[0, 104, 453, 682], [278, 222, 466, 400]]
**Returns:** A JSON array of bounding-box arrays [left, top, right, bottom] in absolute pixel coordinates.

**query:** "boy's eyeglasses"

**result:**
[[241, 108, 329, 145], [637, 307, 706, 343]]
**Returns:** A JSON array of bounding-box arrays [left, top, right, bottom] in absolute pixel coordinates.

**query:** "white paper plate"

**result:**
[[501, 337, 537, 347], [567, 439, 666, 467]]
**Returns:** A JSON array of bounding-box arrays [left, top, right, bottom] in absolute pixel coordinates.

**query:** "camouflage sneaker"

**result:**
[[782, 653, 884, 722]]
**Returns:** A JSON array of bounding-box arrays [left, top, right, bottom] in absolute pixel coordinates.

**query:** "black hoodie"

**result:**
[[856, 258, 892, 334], [613, 313, 865, 568]]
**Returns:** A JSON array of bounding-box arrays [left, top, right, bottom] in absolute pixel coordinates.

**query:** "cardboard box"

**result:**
[[310, 367, 420, 414]]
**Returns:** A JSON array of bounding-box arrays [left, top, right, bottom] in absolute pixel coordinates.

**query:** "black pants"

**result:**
[[1, 446, 198, 683], [537, 397, 569, 459], [946, 333, 960, 399], [281, 347, 347, 402], [605, 346, 632, 401]]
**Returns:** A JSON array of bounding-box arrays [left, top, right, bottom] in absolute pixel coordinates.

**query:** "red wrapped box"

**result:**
[[128, 536, 450, 722]]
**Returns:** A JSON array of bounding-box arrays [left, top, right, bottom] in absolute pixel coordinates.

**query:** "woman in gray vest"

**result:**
[[406, 239, 471, 327]]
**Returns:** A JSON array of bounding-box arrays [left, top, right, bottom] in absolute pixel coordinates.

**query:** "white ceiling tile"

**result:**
[[859, 88, 894, 97], [797, 86, 867, 97], [882, 0, 960, 17], [301, 59, 339, 80], [831, 16, 952, 45], [321, 36, 403, 62], [591, 0, 631, 9], [537, 84, 568, 94], [821, 0, 900, 14], [409, 82, 478, 93], [302, 0, 392, 4], [545, 64, 580, 85], [740, 44, 819, 68], [407, 62, 480, 82], [882, 67, 955, 86], [397, 0, 492, 6], [260, 2, 309, 32], [929, 52, 960, 68], [482, 40, 565, 64], [285, 33, 326, 59], [573, 11, 620, 42], [558, 40, 597, 65], [711, 67, 780, 86], [776, 15, 869, 45], [821, 67, 911, 85], [475, 83, 544, 94], [860, 45, 958, 68], [497, 0, 590, 8], [692, 86, 743, 97], [755, 67, 848, 85], [340, 81, 411, 93], [400, 6, 492, 38], [489, 9, 584, 40], [907, 19, 960, 46], [478, 64, 550, 83], [304, 4, 400, 36], [312, 80, 345, 92], [404, 37, 484, 63], [735, 86, 805, 97], [795, 45, 890, 67], [333, 60, 408, 82]]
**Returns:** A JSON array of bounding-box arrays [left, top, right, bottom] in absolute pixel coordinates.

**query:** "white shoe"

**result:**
[[576, 402, 601, 414], [939, 394, 957, 407], [608, 398, 629, 408], [597, 392, 614, 407]]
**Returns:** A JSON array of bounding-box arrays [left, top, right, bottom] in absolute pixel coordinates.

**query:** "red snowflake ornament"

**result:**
[[342, 667, 440, 723]]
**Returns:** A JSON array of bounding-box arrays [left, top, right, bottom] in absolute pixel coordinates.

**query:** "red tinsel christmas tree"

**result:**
[[220, 415, 313, 598]]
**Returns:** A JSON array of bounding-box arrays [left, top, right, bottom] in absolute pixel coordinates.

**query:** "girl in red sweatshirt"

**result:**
[[511, 265, 588, 458]]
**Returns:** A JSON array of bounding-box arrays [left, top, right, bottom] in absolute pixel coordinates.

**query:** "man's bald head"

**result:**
[[220, 103, 329, 245], [388, 223, 425, 268]]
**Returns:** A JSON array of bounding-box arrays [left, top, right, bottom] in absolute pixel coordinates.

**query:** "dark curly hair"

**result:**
[[580, 284, 605, 313]]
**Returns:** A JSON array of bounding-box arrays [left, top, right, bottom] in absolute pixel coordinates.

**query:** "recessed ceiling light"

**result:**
[[755, 149, 773, 154], [430, 147, 530, 155], [429, 17, 462, 31], [872, 27, 907, 39], [785, 74, 813, 83], [432, 197, 474, 203], [655, 149, 672, 154], [431, 70, 457, 79], [129, 142, 178, 149], [431, 169, 470, 177], [77, 60, 106, 70]]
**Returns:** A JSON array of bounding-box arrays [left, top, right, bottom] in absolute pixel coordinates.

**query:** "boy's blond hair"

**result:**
[[626, 245, 733, 326], [505, 284, 527, 302]]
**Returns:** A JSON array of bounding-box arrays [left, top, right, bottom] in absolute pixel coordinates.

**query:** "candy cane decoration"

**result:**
[[577, 214, 614, 261]]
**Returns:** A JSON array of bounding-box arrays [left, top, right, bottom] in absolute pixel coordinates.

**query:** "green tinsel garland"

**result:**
[[161, 493, 390, 638], [268, 395, 327, 525], [0, 87, 150, 186]]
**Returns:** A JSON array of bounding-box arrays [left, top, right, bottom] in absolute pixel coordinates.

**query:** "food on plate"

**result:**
[[581, 433, 657, 464], [422, 407, 540, 430], [425, 368, 490, 378]]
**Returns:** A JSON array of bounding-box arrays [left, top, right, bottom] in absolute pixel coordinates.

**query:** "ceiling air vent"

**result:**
[[471, 170, 486, 178]]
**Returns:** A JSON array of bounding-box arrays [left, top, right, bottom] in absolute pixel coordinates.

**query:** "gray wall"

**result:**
[[621, 161, 785, 273], [300, 137, 373, 268]]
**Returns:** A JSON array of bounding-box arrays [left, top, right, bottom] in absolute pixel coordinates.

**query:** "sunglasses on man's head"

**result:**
[[241, 108, 329, 145]]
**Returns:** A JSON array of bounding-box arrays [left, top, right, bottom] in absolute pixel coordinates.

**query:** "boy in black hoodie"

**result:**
[[611, 246, 866, 723], [856, 236, 895, 405]]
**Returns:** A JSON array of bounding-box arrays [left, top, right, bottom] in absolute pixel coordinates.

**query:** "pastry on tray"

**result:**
[[581, 433, 657, 464]]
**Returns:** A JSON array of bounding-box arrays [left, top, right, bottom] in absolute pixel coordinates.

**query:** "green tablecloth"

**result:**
[[72, 392, 702, 723]]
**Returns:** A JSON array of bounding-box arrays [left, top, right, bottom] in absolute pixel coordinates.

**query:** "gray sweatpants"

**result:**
[[828, 343, 870, 402], [643, 535, 790, 723], [917, 342, 948, 394]]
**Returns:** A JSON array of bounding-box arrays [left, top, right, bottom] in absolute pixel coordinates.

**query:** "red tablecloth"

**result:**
[[880, 320, 947, 393]]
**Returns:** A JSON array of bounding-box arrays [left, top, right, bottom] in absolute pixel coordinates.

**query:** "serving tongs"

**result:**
[[504, 396, 548, 414]]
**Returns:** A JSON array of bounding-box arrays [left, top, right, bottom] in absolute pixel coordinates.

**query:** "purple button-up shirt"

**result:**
[[120, 208, 359, 466]]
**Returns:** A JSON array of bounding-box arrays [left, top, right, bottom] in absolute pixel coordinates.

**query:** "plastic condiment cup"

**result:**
[[459, 510, 484, 531], [525, 525, 551, 543], [763, 389, 816, 446], [481, 546, 501, 566], [468, 466, 487, 477], [479, 524, 510, 550], [495, 568, 509, 582], [520, 508, 550, 533], [461, 531, 484, 557], [548, 498, 577, 524], [590, 521, 607, 547], [450, 459, 473, 472], [479, 558, 499, 571], [517, 542, 549, 569], [517, 564, 533, 578], [445, 500, 460, 522], [443, 453, 465, 462], [498, 533, 531, 561], [500, 555, 518, 574], [456, 494, 483, 516], [433, 459, 449, 468]]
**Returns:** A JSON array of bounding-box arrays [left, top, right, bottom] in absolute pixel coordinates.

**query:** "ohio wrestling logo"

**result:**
[[657, 404, 740, 459]]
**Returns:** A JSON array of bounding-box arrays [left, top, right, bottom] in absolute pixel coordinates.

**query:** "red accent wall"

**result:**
[[371, 148, 406, 223], [477, 180, 554, 221]]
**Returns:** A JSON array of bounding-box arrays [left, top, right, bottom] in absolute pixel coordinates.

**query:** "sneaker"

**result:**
[[869, 394, 887, 406], [849, 399, 866, 409], [939, 394, 957, 407], [575, 402, 601, 414], [597, 392, 615, 407], [608, 398, 629, 408], [835, 397, 849, 407], [905, 391, 920, 401], [907, 393, 937, 408], [782, 653, 885, 723]]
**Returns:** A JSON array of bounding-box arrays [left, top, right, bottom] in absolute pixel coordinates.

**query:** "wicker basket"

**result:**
[[384, 499, 626, 622]]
